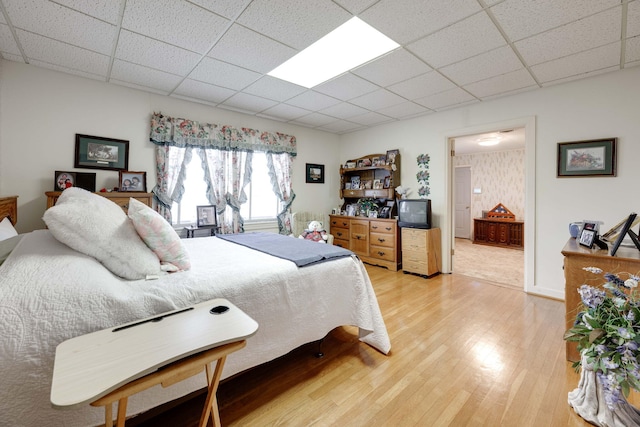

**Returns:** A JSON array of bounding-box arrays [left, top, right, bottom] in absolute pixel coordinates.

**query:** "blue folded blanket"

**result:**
[[218, 232, 354, 267]]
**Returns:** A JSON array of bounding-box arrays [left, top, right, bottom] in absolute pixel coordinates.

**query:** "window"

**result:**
[[172, 152, 278, 226]]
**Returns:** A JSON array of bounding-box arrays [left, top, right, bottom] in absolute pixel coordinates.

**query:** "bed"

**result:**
[[0, 189, 390, 427]]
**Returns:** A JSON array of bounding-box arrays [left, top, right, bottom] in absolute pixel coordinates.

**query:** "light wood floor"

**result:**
[[132, 266, 638, 426]]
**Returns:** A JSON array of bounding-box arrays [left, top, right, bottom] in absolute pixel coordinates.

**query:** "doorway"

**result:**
[[443, 116, 536, 292]]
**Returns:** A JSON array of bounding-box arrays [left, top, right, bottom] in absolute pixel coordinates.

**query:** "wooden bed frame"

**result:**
[[0, 196, 18, 225]]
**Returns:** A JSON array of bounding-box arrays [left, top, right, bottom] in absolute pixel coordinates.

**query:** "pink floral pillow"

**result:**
[[128, 198, 191, 271]]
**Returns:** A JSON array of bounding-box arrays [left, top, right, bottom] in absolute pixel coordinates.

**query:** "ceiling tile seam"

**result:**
[[49, 0, 119, 25], [106, 0, 127, 83], [621, 0, 629, 68], [479, 5, 542, 89], [165, 1, 254, 98], [0, 1, 28, 64], [528, 39, 624, 69]]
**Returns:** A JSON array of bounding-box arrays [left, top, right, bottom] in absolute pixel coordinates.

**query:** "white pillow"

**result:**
[[127, 198, 191, 271], [43, 188, 161, 280], [0, 217, 18, 241]]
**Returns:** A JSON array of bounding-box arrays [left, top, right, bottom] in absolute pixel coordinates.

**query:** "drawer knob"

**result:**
[[385, 227, 392, 231], [372, 225, 378, 229], [356, 235, 361, 240], [378, 238, 385, 242], [342, 222, 347, 226], [377, 251, 385, 256], [337, 232, 343, 237]]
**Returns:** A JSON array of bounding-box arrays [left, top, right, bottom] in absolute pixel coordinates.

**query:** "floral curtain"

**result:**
[[150, 113, 296, 231]]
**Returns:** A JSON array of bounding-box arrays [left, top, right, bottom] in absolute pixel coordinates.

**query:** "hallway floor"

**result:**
[[454, 238, 524, 290]]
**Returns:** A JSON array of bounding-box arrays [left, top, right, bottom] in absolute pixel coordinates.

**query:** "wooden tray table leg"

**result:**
[[199, 355, 228, 427]]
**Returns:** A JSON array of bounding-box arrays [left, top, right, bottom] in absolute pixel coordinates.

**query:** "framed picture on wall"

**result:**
[[557, 138, 616, 177], [75, 134, 129, 171], [306, 163, 324, 183]]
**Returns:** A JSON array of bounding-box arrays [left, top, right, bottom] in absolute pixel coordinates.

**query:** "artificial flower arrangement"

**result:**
[[564, 267, 640, 409]]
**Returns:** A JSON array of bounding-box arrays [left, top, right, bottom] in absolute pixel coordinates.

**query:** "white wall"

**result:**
[[0, 61, 341, 232], [339, 66, 640, 300]]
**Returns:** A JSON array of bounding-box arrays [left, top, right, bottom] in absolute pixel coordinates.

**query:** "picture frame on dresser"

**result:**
[[579, 228, 596, 248], [75, 134, 129, 171], [54, 171, 76, 191], [119, 171, 147, 192]]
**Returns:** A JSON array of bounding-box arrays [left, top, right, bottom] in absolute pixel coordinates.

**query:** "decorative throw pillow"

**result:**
[[42, 188, 161, 280], [0, 217, 18, 241], [127, 198, 190, 271]]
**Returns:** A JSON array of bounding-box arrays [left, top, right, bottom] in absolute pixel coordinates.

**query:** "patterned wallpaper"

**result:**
[[454, 149, 525, 220]]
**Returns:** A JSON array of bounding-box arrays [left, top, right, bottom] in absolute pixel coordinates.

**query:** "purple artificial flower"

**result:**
[[578, 285, 606, 309]]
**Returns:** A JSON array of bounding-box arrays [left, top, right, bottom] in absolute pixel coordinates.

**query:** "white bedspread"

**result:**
[[0, 230, 390, 427]]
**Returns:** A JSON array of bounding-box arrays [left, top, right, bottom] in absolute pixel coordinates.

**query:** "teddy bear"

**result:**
[[299, 220, 328, 243]]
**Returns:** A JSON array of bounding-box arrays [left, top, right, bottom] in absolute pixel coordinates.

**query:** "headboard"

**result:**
[[0, 196, 18, 225]]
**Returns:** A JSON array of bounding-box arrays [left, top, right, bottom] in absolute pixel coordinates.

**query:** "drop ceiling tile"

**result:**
[[531, 42, 621, 83], [491, 0, 621, 42], [1, 53, 24, 62], [387, 71, 456, 99], [122, 0, 229, 53], [28, 59, 106, 81], [220, 92, 278, 113], [208, 24, 296, 74], [173, 78, 236, 104], [110, 78, 170, 95], [351, 48, 431, 87], [408, 12, 507, 68], [360, 0, 481, 44], [0, 24, 21, 56], [242, 76, 306, 102], [440, 46, 523, 86], [540, 65, 619, 87], [284, 91, 341, 110], [349, 111, 395, 126], [375, 101, 431, 119], [237, 0, 351, 50], [54, 0, 122, 24], [17, 29, 109, 76], [290, 112, 337, 127], [320, 102, 369, 119], [414, 87, 476, 110], [515, 7, 621, 66], [627, 35, 640, 64], [260, 104, 310, 121], [0, 11, 5, 24], [110, 59, 182, 93], [4, 0, 116, 54], [190, 57, 260, 90], [629, 1, 640, 38], [333, 0, 379, 15], [115, 30, 201, 76], [314, 73, 379, 101], [318, 119, 364, 134], [464, 68, 537, 99], [189, 0, 251, 19], [349, 88, 406, 110]]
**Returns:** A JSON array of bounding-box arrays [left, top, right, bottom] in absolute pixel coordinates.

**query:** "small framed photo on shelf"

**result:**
[[363, 180, 372, 190], [379, 206, 391, 218], [119, 171, 147, 192], [368, 211, 378, 218], [196, 205, 217, 228], [345, 161, 356, 169], [356, 159, 364, 168], [579, 228, 596, 248], [362, 158, 372, 167], [386, 149, 399, 165], [306, 163, 324, 183], [371, 156, 380, 166], [346, 204, 356, 217], [350, 176, 360, 188], [373, 179, 382, 189], [55, 171, 76, 191], [344, 182, 352, 190]]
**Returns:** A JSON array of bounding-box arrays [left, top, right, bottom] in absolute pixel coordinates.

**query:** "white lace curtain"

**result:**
[[150, 113, 296, 234]]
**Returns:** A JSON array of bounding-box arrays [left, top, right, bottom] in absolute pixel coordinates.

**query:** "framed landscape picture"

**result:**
[[557, 138, 616, 177], [306, 163, 324, 183]]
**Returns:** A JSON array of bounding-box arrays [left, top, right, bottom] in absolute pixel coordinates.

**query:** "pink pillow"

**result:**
[[128, 198, 191, 271]]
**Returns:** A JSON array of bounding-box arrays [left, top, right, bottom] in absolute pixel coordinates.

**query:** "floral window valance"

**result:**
[[150, 112, 297, 156]]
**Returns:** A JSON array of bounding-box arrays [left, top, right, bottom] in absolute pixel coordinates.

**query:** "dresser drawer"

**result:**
[[370, 220, 395, 235], [370, 232, 394, 248], [331, 227, 349, 241], [402, 228, 426, 249], [330, 217, 350, 229], [369, 245, 396, 262], [334, 237, 350, 249], [403, 259, 428, 275]]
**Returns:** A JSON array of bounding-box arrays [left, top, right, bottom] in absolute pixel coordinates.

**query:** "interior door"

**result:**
[[455, 166, 471, 239]]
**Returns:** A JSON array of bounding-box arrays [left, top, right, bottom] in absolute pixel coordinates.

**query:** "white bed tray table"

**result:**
[[51, 298, 259, 427]]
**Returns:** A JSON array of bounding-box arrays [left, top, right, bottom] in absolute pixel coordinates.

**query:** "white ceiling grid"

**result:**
[[0, 0, 637, 134]]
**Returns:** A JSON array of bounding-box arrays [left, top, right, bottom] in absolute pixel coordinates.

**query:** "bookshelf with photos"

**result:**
[[339, 151, 401, 217]]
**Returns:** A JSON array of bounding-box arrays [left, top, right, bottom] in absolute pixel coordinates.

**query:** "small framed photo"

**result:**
[[119, 171, 147, 192], [579, 228, 596, 248], [344, 182, 352, 190], [197, 205, 217, 228], [379, 206, 391, 218], [371, 156, 380, 166], [383, 176, 391, 188], [363, 180, 372, 190], [557, 138, 616, 177], [373, 179, 382, 189], [75, 134, 129, 171], [350, 176, 360, 188], [345, 161, 356, 169], [368, 210, 378, 218], [346, 204, 356, 217], [386, 149, 400, 165], [55, 171, 76, 191], [306, 163, 324, 183], [356, 159, 364, 168], [361, 158, 372, 167]]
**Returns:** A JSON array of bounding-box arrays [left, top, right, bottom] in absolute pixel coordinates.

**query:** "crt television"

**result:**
[[397, 199, 432, 229]]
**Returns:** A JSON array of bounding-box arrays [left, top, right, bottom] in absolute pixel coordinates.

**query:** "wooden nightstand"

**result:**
[[401, 227, 441, 277]]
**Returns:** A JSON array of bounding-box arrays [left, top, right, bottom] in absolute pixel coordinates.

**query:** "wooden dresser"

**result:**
[[329, 215, 401, 271], [0, 195, 18, 225], [401, 227, 441, 277], [473, 218, 524, 249], [562, 238, 640, 362], [46, 191, 152, 213]]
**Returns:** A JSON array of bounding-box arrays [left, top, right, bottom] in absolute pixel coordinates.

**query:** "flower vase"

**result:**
[[568, 353, 640, 426]]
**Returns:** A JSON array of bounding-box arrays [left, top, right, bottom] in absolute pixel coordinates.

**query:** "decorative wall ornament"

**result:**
[[416, 153, 431, 198]]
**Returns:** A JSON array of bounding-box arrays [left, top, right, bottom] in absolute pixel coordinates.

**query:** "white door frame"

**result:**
[[443, 116, 536, 292]]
